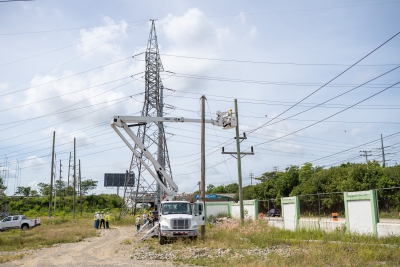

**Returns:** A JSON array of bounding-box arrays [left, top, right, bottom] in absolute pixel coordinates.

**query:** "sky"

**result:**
[[0, 0, 400, 196]]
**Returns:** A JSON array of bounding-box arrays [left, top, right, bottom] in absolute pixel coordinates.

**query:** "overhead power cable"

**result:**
[[161, 54, 400, 67], [250, 81, 400, 151], [0, 22, 146, 95], [246, 30, 400, 136], [0, 20, 148, 36]]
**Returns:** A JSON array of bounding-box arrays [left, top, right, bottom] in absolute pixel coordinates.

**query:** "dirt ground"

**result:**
[[0, 227, 177, 267]]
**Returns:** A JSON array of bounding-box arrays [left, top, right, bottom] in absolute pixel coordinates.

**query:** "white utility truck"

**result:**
[[0, 215, 41, 231], [111, 110, 236, 244]]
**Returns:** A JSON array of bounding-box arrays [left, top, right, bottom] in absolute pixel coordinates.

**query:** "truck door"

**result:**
[[12, 216, 21, 229], [1, 216, 13, 230], [192, 202, 205, 226]]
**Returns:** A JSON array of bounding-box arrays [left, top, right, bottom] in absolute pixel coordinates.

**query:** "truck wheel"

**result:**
[[21, 224, 29, 231], [189, 236, 197, 241], [158, 231, 166, 245]]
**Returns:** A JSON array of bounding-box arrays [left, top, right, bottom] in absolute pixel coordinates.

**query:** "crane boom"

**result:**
[[111, 111, 236, 200]]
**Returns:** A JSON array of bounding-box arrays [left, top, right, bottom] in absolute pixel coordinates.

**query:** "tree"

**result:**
[[37, 183, 50, 196], [15, 186, 31, 197], [30, 190, 40, 197], [80, 179, 98, 195], [206, 184, 215, 193], [0, 177, 6, 190]]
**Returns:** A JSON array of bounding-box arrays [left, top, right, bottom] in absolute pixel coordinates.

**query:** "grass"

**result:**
[[140, 219, 400, 267]]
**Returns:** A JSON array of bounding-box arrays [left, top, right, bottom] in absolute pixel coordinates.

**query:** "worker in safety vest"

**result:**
[[99, 211, 105, 229], [105, 212, 111, 229]]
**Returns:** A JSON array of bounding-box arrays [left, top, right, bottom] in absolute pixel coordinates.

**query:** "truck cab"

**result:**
[[157, 201, 204, 244]]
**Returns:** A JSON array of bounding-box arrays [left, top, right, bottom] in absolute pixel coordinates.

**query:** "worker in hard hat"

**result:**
[[99, 211, 105, 229], [143, 211, 148, 225], [105, 212, 111, 229], [135, 215, 141, 232]]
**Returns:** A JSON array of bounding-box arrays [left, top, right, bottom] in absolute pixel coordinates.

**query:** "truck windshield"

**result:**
[[162, 203, 191, 215]]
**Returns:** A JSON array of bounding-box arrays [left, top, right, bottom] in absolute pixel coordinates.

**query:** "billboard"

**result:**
[[104, 172, 135, 187]]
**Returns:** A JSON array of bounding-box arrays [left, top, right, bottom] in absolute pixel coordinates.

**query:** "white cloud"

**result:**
[[23, 156, 46, 173], [351, 124, 372, 137], [75, 17, 128, 58], [235, 12, 247, 25]]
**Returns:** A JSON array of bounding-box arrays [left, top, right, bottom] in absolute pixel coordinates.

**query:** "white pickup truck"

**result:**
[[0, 215, 41, 231]]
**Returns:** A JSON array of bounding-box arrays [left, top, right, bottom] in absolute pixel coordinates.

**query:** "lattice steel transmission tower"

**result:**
[[120, 20, 173, 217]]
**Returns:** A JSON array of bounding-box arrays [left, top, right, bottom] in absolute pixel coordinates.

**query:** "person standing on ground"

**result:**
[[135, 215, 141, 232], [143, 212, 148, 225], [105, 212, 110, 229], [95, 211, 100, 229], [93, 212, 98, 228], [99, 211, 105, 229]]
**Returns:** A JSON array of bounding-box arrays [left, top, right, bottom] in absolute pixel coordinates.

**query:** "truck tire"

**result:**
[[158, 230, 166, 245], [189, 236, 197, 241], [21, 224, 29, 231]]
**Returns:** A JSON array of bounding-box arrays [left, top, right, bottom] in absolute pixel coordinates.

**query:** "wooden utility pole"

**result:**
[[200, 95, 206, 235], [73, 138, 76, 219], [79, 159, 83, 216], [48, 131, 55, 217]]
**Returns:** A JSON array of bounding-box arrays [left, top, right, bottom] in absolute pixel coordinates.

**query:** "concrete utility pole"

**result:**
[[73, 138, 76, 219], [221, 100, 254, 221], [54, 154, 57, 212], [249, 171, 254, 186], [234, 99, 244, 221], [381, 134, 386, 167], [67, 152, 71, 191], [59, 159, 62, 209], [48, 131, 55, 218], [360, 150, 372, 164], [79, 159, 82, 216], [201, 95, 206, 235]]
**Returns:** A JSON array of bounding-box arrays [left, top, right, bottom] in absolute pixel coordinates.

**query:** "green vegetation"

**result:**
[[206, 162, 400, 215], [1, 194, 123, 216], [144, 219, 400, 267]]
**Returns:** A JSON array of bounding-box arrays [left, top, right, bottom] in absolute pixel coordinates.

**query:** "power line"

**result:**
[[161, 54, 400, 67], [246, 30, 400, 136]]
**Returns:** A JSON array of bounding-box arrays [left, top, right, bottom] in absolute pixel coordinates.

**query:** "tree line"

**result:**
[[205, 162, 400, 215]]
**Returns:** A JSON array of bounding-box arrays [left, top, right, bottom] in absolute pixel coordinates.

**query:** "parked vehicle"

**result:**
[[0, 215, 41, 231], [267, 209, 281, 217]]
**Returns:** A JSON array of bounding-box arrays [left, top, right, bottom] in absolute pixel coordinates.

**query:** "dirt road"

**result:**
[[1, 227, 176, 267]]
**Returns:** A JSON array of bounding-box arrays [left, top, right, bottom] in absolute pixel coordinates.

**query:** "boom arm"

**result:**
[[111, 111, 236, 200]]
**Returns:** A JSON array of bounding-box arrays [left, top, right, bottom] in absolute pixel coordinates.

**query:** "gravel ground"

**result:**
[[0, 227, 178, 267]]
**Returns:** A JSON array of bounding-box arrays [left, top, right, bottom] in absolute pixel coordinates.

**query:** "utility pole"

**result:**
[[221, 100, 254, 221], [54, 154, 57, 212], [381, 134, 386, 167], [234, 99, 244, 221], [48, 131, 55, 218], [360, 150, 372, 164], [200, 95, 206, 235], [67, 152, 71, 192], [79, 159, 82, 216], [249, 171, 254, 186], [73, 138, 76, 219], [197, 181, 201, 194], [59, 159, 62, 209]]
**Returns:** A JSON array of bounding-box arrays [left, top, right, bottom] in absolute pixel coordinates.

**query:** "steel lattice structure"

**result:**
[[120, 20, 173, 217]]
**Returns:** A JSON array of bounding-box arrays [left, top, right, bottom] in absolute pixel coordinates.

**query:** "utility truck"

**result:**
[[111, 110, 236, 244], [0, 215, 41, 231]]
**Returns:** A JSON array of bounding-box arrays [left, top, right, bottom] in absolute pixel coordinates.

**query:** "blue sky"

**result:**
[[0, 0, 399, 196]]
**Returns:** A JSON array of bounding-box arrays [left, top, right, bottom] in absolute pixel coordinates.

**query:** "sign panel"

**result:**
[[194, 194, 218, 199], [104, 173, 135, 187]]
